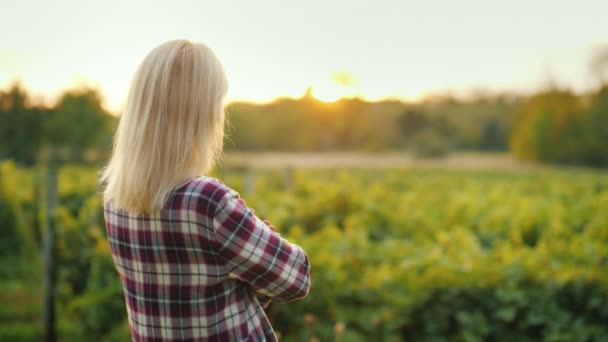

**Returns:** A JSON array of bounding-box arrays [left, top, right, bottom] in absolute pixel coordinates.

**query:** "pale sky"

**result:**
[[1, 0, 607, 113]]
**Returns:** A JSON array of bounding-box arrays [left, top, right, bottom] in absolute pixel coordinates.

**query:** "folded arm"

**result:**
[[211, 189, 311, 302]]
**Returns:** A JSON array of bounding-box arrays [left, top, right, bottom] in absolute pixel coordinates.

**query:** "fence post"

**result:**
[[33, 166, 42, 248], [42, 158, 58, 342]]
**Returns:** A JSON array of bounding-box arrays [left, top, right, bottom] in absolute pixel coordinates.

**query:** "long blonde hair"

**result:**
[[99, 39, 228, 214]]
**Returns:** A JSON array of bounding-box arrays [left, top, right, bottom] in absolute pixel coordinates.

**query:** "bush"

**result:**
[[409, 130, 450, 158], [1, 162, 607, 340]]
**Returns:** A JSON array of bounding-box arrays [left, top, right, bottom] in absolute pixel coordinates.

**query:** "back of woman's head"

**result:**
[[100, 39, 228, 214]]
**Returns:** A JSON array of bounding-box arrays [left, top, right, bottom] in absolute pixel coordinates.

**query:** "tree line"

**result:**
[[1, 82, 606, 166]]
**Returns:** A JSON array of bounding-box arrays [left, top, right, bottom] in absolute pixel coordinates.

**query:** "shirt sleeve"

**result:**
[[211, 188, 311, 302]]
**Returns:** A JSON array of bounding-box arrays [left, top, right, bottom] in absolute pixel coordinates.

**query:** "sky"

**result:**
[[1, 0, 607, 113]]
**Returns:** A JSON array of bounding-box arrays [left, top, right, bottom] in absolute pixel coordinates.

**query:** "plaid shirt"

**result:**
[[103, 176, 311, 341]]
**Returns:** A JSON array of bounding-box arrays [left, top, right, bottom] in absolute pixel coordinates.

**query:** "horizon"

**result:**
[[1, 74, 605, 116], [1, 0, 607, 113]]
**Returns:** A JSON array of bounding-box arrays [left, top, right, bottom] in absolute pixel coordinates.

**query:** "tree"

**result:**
[[44, 88, 115, 161], [578, 86, 608, 166], [509, 90, 582, 163], [0, 83, 46, 165], [590, 45, 608, 85]]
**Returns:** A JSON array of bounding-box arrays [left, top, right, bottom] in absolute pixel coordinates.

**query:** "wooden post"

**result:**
[[33, 167, 42, 248], [42, 160, 58, 342]]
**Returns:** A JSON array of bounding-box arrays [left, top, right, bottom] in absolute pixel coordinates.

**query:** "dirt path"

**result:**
[[221, 152, 543, 171]]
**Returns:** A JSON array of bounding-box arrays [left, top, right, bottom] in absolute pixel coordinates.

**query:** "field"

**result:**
[[1, 158, 608, 341]]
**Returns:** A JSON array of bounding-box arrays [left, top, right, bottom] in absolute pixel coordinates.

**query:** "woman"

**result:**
[[99, 39, 311, 341]]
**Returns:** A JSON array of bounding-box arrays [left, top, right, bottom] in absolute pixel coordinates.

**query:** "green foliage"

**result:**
[[44, 88, 115, 160], [0, 190, 20, 260], [0, 84, 47, 165], [577, 87, 608, 166], [0, 160, 39, 261], [0, 323, 43, 342], [1, 162, 607, 340], [1, 81, 517, 164], [401, 280, 608, 341], [4, 80, 608, 167], [409, 130, 449, 158], [510, 86, 608, 167], [225, 95, 516, 153], [0, 256, 43, 342], [0, 83, 116, 165]]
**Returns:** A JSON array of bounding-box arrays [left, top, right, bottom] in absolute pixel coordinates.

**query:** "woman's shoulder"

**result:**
[[174, 176, 239, 214], [185, 175, 238, 195]]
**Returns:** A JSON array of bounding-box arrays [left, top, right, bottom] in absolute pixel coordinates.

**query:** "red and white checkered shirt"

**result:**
[[103, 176, 311, 341]]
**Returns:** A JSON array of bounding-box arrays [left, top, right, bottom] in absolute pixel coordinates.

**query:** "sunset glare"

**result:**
[[1, 0, 607, 113]]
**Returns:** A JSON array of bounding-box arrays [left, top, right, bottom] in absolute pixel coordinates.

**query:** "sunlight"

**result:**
[[311, 82, 344, 103], [310, 71, 359, 103]]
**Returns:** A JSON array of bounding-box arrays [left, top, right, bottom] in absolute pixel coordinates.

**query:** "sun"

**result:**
[[311, 82, 344, 103], [311, 71, 359, 103], [312, 70, 360, 103]]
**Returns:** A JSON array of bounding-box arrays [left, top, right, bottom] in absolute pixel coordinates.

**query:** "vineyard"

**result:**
[[1, 160, 608, 341]]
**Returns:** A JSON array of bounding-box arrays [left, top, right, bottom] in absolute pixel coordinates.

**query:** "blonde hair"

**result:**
[[99, 39, 228, 214]]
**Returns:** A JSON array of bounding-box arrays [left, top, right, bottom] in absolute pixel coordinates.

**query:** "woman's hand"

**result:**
[[255, 292, 272, 309], [263, 219, 276, 232]]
